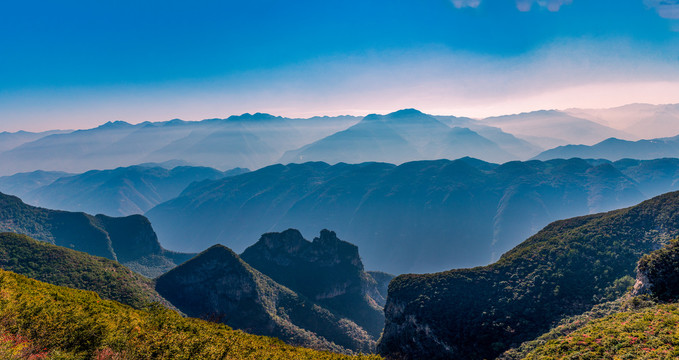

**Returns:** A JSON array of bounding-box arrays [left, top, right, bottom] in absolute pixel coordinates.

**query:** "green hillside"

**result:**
[[379, 191, 679, 360], [156, 244, 376, 354], [520, 236, 679, 359], [523, 303, 679, 359], [0, 232, 166, 309], [0, 268, 381, 359], [0, 192, 193, 277]]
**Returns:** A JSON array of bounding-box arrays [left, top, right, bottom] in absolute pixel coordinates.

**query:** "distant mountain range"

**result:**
[[0, 114, 358, 175], [480, 110, 632, 149], [4, 104, 678, 176], [0, 129, 71, 153], [146, 157, 679, 274], [565, 103, 679, 140], [281, 109, 520, 164], [0, 165, 248, 216], [534, 135, 679, 161]]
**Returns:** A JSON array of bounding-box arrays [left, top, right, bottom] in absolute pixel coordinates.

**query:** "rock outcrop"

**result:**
[[156, 243, 375, 353], [241, 229, 385, 338]]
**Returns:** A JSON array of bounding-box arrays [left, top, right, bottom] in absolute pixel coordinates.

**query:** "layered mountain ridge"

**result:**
[[0, 165, 249, 216], [147, 157, 679, 274]]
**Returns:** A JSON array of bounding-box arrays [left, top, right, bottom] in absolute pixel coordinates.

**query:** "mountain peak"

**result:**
[[228, 112, 279, 121], [258, 228, 306, 253], [156, 236, 376, 353], [389, 108, 426, 117], [96, 120, 133, 130]]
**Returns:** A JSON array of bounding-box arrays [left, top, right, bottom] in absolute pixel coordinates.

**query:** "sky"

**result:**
[[1, 0, 679, 132]]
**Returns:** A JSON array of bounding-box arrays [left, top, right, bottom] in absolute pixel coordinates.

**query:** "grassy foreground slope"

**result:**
[[0, 268, 381, 360], [523, 303, 679, 359], [518, 235, 679, 359], [0, 232, 166, 309]]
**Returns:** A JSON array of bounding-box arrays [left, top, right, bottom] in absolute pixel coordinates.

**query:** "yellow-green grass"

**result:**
[[0, 268, 381, 360]]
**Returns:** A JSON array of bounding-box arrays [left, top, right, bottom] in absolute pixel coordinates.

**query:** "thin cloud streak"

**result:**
[[516, 0, 573, 12], [451, 0, 481, 9], [644, 0, 679, 19]]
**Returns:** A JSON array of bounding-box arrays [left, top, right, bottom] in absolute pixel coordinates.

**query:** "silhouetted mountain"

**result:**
[[0, 170, 72, 198], [0, 232, 167, 308], [0, 121, 140, 175], [0, 129, 71, 153], [156, 243, 375, 353], [0, 114, 358, 175], [0, 192, 193, 277], [534, 135, 679, 161], [20, 165, 246, 216], [481, 110, 631, 149], [281, 109, 517, 164], [435, 115, 543, 159], [241, 229, 384, 338], [145, 158, 679, 274], [378, 191, 679, 360], [566, 103, 679, 140]]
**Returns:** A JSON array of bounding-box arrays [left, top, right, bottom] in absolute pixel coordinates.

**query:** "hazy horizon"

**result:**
[[2, 101, 678, 135], [2, 0, 679, 132]]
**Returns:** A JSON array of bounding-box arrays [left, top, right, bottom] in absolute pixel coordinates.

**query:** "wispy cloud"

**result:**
[[645, 0, 679, 19], [451, 0, 481, 9], [516, 0, 573, 12]]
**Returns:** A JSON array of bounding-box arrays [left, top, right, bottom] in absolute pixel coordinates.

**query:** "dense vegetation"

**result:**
[[0, 192, 193, 277], [156, 244, 375, 354], [523, 302, 679, 359], [0, 232, 166, 309], [240, 229, 385, 339], [0, 268, 381, 359], [379, 191, 679, 360], [499, 293, 641, 360], [637, 239, 679, 302], [511, 239, 679, 358]]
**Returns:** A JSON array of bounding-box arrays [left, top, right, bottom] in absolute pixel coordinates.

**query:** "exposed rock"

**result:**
[[155, 243, 376, 354], [241, 229, 385, 338]]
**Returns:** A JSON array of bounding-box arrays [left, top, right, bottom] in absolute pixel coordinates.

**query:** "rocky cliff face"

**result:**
[[155, 243, 375, 353], [241, 229, 385, 338]]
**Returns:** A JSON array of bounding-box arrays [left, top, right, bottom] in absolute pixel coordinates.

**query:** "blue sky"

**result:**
[[1, 0, 679, 131]]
